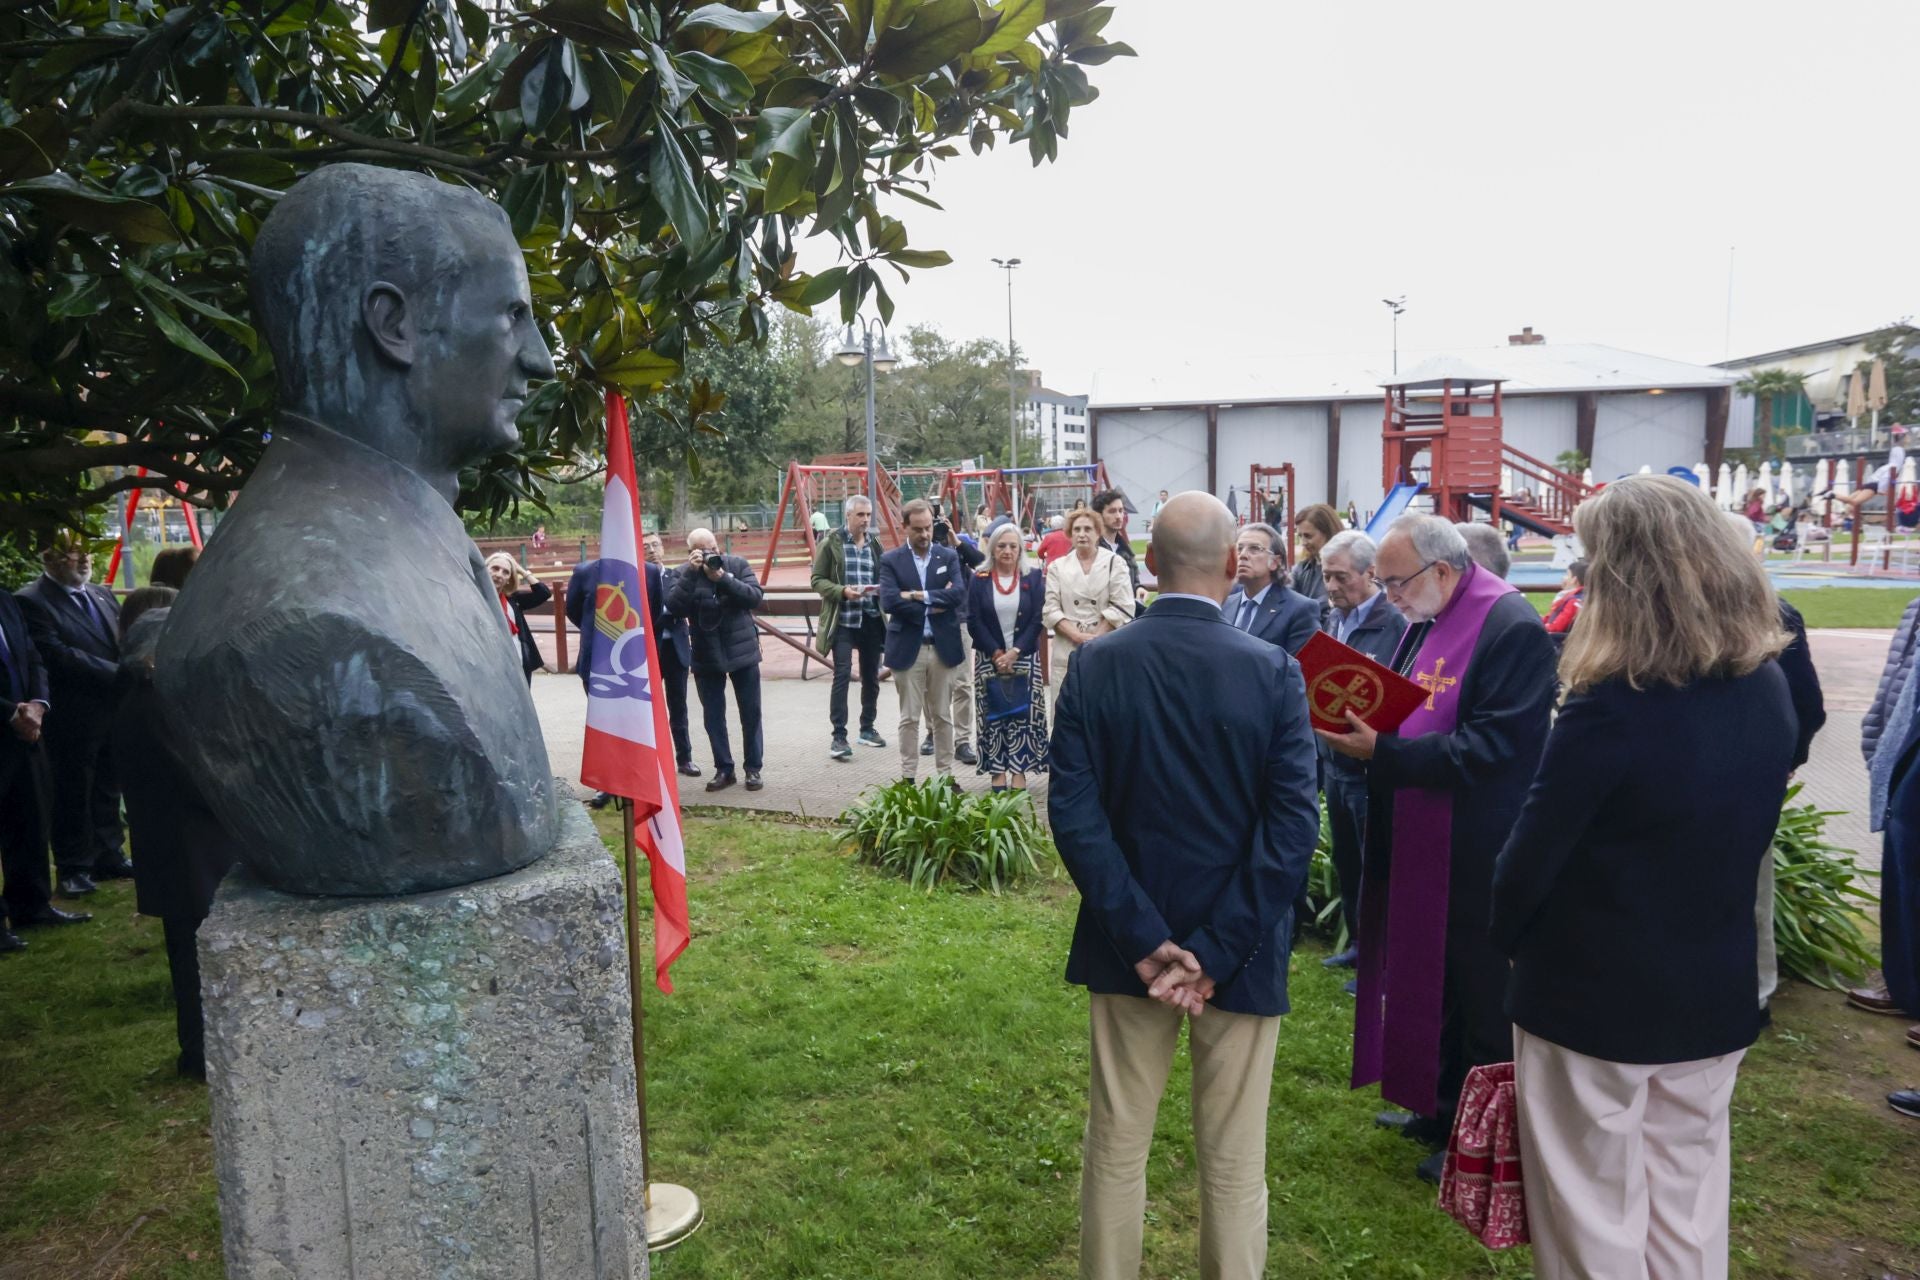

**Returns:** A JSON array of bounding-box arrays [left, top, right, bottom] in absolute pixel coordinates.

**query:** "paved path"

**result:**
[[532, 628, 1896, 869]]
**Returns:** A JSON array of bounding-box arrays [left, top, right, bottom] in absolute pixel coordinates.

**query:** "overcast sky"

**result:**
[[821, 0, 1920, 399]]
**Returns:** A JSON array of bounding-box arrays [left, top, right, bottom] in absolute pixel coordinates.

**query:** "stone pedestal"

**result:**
[[200, 800, 649, 1279]]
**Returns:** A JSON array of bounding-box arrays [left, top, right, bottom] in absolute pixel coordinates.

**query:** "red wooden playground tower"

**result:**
[[1379, 358, 1591, 538]]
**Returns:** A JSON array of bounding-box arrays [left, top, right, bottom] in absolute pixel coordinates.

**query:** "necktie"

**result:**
[[1237, 597, 1258, 631], [70, 588, 104, 636]]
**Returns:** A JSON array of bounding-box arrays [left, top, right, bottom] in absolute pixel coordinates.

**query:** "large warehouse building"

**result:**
[[1089, 337, 1751, 518]]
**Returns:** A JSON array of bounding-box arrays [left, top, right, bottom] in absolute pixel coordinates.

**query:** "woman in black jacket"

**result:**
[[485, 552, 551, 683], [1491, 474, 1794, 1278]]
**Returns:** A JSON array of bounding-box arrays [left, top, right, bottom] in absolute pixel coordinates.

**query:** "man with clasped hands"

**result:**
[[1048, 492, 1321, 1280]]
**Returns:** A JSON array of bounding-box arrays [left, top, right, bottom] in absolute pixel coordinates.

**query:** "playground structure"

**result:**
[[1377, 363, 1593, 539], [1008, 462, 1111, 531], [105, 465, 206, 588], [759, 459, 906, 585], [1245, 464, 1298, 563], [939, 468, 1015, 529]]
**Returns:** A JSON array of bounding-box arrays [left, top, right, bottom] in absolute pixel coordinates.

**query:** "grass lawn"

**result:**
[[2, 812, 1917, 1278]]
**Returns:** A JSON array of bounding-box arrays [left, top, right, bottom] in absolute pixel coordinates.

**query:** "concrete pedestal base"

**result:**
[[200, 800, 649, 1279]]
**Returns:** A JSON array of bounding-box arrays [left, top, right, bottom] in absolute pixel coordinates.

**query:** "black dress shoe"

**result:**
[[954, 742, 978, 766], [57, 874, 97, 897], [1321, 947, 1359, 969], [1891, 1089, 1920, 1119], [94, 859, 136, 880], [678, 761, 702, 777], [0, 927, 23, 953], [1375, 1111, 1449, 1147], [920, 734, 934, 756], [587, 792, 614, 810], [1415, 1149, 1446, 1185], [705, 772, 736, 792], [744, 770, 764, 791], [15, 904, 91, 927]]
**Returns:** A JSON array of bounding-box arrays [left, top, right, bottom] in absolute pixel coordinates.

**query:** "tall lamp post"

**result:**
[[993, 257, 1022, 470], [834, 317, 898, 503], [1382, 295, 1406, 375]]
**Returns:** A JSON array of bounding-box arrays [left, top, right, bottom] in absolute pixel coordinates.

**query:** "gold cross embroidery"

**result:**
[[1320, 674, 1373, 717], [1415, 658, 1457, 711]]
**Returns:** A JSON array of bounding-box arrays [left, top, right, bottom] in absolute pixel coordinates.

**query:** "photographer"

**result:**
[[931, 505, 982, 765], [665, 529, 766, 792]]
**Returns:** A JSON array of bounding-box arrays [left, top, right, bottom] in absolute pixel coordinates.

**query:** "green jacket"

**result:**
[[810, 529, 887, 656]]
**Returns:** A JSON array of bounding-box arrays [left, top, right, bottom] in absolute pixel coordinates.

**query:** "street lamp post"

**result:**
[[1382, 295, 1406, 375], [993, 257, 1021, 470], [834, 318, 898, 502]]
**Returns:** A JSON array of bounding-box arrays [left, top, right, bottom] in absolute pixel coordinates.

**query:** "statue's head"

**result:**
[[250, 164, 555, 474]]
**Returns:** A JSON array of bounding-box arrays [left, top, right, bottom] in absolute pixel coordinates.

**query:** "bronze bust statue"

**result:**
[[156, 164, 559, 896]]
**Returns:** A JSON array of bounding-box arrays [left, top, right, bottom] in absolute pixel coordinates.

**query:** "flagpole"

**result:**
[[621, 797, 653, 1213]]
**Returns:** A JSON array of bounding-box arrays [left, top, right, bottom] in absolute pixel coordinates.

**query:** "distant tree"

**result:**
[[1735, 367, 1810, 461], [1856, 323, 1920, 428], [1554, 449, 1589, 476], [0, 0, 1133, 541]]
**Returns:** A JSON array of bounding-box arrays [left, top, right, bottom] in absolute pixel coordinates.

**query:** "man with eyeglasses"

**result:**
[[1318, 514, 1555, 1185], [1221, 523, 1318, 655], [1315, 531, 1406, 984]]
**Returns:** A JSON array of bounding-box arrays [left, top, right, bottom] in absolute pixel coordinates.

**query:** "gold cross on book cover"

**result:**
[[1295, 631, 1429, 735]]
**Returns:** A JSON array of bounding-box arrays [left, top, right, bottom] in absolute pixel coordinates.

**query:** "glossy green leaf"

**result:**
[[674, 49, 753, 108], [886, 247, 950, 268], [0, 174, 177, 244], [678, 3, 780, 34], [753, 106, 813, 162], [1066, 40, 1134, 65], [530, 0, 644, 48], [871, 0, 987, 78], [650, 123, 709, 251], [975, 0, 1046, 56], [143, 296, 246, 388]]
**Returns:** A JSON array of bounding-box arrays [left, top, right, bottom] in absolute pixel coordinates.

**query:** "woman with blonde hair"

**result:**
[[1042, 505, 1132, 696], [965, 523, 1049, 789], [484, 551, 552, 684], [1490, 474, 1794, 1279]]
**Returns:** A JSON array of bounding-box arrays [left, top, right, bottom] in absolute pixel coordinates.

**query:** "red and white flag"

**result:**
[[580, 391, 690, 992]]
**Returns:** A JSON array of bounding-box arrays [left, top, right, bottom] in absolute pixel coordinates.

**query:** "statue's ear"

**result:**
[[363, 281, 414, 368]]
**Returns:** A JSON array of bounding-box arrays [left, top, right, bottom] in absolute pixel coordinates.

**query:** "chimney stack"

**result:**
[[1508, 326, 1545, 346]]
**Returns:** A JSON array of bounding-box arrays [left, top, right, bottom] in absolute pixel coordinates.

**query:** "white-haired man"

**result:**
[[1319, 514, 1555, 1183], [1452, 520, 1510, 579], [1316, 530, 1406, 981]]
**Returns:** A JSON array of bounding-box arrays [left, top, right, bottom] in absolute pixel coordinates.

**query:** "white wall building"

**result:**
[[1016, 370, 1091, 466], [1089, 338, 1748, 519]]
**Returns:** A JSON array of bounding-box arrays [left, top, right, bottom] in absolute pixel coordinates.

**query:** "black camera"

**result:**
[[704, 552, 725, 571], [933, 518, 952, 543]]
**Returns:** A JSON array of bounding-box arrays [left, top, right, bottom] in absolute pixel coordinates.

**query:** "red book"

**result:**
[[1295, 630, 1428, 735]]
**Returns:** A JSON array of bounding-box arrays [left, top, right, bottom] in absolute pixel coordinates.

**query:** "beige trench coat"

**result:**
[[1042, 547, 1134, 688]]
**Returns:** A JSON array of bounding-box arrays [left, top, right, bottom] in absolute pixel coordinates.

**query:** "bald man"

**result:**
[[1049, 492, 1320, 1280]]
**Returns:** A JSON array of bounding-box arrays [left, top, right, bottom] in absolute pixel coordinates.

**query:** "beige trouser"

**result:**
[[1081, 994, 1279, 1280], [894, 653, 960, 777], [1513, 1026, 1745, 1280], [949, 630, 974, 743]]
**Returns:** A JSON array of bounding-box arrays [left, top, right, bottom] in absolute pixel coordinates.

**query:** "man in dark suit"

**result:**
[[0, 590, 89, 950], [1317, 530, 1407, 978], [1320, 514, 1556, 1184], [16, 533, 127, 896], [1050, 492, 1320, 1280], [1222, 522, 1319, 655], [878, 499, 966, 785]]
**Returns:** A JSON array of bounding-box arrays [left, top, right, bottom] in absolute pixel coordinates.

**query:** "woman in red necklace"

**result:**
[[485, 551, 552, 685], [964, 524, 1050, 790]]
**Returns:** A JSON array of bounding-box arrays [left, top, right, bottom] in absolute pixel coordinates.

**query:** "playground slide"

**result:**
[[1365, 483, 1424, 539], [1462, 493, 1560, 539]]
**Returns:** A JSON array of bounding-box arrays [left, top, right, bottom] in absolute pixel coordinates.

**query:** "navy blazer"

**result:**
[[0, 591, 49, 711], [1222, 581, 1319, 655], [567, 559, 692, 681], [1048, 596, 1321, 1016], [879, 543, 966, 671], [1492, 668, 1794, 1064], [16, 575, 120, 729], [965, 568, 1044, 656]]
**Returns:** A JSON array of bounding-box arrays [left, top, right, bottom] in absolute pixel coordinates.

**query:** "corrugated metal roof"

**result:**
[[1088, 342, 1737, 410]]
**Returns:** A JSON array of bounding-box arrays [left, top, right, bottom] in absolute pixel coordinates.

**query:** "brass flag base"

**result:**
[[645, 1181, 704, 1252]]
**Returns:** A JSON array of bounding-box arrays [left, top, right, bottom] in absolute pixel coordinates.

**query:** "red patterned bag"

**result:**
[[1437, 1061, 1529, 1249]]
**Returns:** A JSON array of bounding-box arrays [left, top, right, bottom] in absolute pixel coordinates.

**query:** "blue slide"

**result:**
[[1365, 482, 1424, 539]]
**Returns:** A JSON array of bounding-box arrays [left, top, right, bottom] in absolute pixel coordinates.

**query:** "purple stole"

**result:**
[[1351, 560, 1516, 1115]]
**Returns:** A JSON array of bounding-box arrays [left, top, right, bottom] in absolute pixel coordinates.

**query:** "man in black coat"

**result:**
[[1222, 522, 1320, 655], [1320, 515, 1556, 1184], [1093, 488, 1145, 612], [16, 534, 128, 896], [665, 528, 765, 792], [0, 590, 89, 950], [1316, 530, 1408, 975], [1049, 492, 1320, 1277]]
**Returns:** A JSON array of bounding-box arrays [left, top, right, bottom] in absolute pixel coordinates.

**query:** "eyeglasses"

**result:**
[[1378, 561, 1437, 594]]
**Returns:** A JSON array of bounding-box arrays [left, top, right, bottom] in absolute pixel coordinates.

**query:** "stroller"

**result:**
[[1767, 500, 1807, 553]]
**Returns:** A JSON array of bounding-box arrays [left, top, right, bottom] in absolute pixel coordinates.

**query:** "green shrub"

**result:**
[[838, 780, 1051, 894], [1300, 805, 1345, 950], [1772, 784, 1879, 989]]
